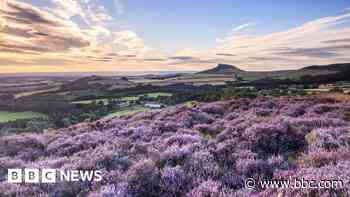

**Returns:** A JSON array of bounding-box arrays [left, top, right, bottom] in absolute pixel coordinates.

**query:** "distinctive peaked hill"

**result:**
[[197, 64, 245, 75]]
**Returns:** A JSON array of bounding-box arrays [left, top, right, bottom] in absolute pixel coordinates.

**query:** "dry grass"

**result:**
[[318, 92, 350, 102], [14, 87, 60, 99]]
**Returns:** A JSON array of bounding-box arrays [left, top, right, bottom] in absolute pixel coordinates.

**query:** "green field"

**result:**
[[72, 98, 109, 105], [106, 106, 150, 118], [146, 92, 173, 98], [72, 97, 138, 104], [120, 96, 139, 101], [72, 92, 172, 105], [0, 111, 47, 123], [184, 101, 199, 107]]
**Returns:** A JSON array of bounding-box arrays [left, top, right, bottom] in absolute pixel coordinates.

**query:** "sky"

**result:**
[[0, 0, 350, 73]]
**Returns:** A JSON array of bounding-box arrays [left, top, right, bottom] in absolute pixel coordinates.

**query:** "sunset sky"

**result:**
[[1, 0, 350, 73]]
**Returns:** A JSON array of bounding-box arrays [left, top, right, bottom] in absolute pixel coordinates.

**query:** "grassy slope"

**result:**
[[106, 106, 150, 118], [146, 92, 173, 98], [14, 87, 60, 99], [72, 92, 172, 104], [0, 111, 47, 123]]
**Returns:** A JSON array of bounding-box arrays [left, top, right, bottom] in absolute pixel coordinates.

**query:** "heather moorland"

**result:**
[[1, 96, 349, 196]]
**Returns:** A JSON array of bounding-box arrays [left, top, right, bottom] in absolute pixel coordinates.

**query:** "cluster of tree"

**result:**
[[299, 71, 350, 85], [50, 98, 120, 128], [0, 118, 54, 136], [159, 86, 308, 105], [0, 98, 120, 135], [0, 94, 14, 101]]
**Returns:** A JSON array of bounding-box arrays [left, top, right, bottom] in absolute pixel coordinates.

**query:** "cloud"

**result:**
[[214, 12, 350, 70], [247, 56, 291, 61], [2, 1, 350, 73], [323, 38, 350, 43], [142, 58, 166, 62], [0, 0, 90, 54], [113, 30, 148, 55], [0, 0, 164, 72], [167, 55, 217, 65], [49, 0, 113, 24], [169, 56, 196, 61], [231, 22, 255, 33], [1, 1, 62, 26], [272, 45, 350, 58], [274, 47, 340, 58], [216, 53, 236, 57], [0, 42, 51, 53], [50, 0, 83, 19], [121, 54, 137, 58], [105, 52, 119, 57]]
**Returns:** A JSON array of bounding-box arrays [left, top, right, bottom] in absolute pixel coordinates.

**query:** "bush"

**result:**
[[244, 121, 306, 156], [161, 166, 189, 196], [184, 151, 220, 181], [186, 180, 224, 197], [126, 159, 161, 197]]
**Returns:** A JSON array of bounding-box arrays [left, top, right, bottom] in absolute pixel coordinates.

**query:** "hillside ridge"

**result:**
[[198, 63, 350, 75]]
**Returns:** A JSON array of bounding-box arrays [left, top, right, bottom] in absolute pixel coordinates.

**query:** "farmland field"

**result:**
[[146, 92, 172, 98], [120, 96, 139, 101], [72, 92, 172, 104], [0, 111, 47, 123], [71, 98, 110, 105], [14, 87, 60, 99], [106, 106, 149, 118], [72, 97, 138, 105]]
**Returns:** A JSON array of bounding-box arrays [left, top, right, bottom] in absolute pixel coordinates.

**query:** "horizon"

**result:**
[[1, 0, 350, 73], [0, 70, 195, 77], [2, 62, 350, 76]]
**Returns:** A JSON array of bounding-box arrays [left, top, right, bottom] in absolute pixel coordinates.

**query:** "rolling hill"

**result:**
[[60, 75, 136, 91], [196, 63, 350, 81]]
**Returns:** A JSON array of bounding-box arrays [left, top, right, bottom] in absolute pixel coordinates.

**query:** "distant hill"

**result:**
[[301, 63, 350, 72], [197, 64, 245, 75], [196, 63, 350, 81], [61, 75, 136, 91]]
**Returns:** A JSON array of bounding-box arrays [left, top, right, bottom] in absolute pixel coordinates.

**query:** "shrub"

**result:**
[[200, 102, 226, 115], [161, 166, 189, 196], [236, 158, 274, 181], [245, 121, 305, 156], [126, 159, 161, 197], [0, 134, 46, 161], [186, 180, 224, 197], [184, 151, 220, 181]]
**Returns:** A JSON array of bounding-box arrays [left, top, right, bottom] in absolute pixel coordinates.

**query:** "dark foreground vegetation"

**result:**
[[0, 96, 349, 196], [0, 84, 308, 136]]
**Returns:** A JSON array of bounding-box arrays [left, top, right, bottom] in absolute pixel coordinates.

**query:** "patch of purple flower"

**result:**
[[0, 96, 349, 196]]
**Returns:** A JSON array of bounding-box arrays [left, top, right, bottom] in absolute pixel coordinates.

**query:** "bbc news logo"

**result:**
[[7, 169, 102, 184]]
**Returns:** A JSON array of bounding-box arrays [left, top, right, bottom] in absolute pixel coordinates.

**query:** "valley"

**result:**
[[1, 62, 350, 136]]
